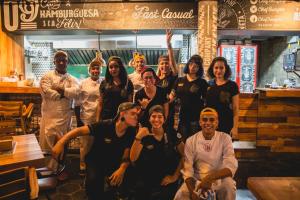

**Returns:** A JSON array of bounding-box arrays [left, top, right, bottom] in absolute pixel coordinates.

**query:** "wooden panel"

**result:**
[[239, 110, 257, 117], [256, 88, 300, 98], [0, 13, 24, 77], [238, 94, 258, 141], [257, 123, 300, 140], [287, 117, 300, 123]]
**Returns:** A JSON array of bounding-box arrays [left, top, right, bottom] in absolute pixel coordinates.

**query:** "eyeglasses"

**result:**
[[201, 117, 216, 122]]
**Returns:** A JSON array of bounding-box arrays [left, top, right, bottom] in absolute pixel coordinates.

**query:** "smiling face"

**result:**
[[89, 65, 100, 80], [158, 58, 170, 75], [134, 58, 145, 73], [108, 60, 120, 78], [54, 55, 68, 74], [200, 113, 218, 139], [149, 111, 165, 129], [213, 60, 226, 80], [142, 71, 156, 88]]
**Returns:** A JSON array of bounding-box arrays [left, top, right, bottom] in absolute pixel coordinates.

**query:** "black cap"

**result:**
[[114, 102, 138, 119]]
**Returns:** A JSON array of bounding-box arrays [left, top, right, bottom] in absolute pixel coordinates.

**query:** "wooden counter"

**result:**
[[255, 88, 300, 152], [247, 177, 300, 200], [0, 86, 40, 94], [256, 88, 300, 98]]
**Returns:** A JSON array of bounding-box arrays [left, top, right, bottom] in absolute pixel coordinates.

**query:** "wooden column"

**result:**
[[198, 0, 218, 77], [0, 10, 25, 77]]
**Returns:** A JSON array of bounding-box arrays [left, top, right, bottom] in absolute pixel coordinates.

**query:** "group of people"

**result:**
[[40, 30, 239, 200]]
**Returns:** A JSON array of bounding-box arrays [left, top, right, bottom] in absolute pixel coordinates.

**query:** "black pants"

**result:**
[[85, 161, 134, 200], [85, 161, 104, 200], [132, 181, 178, 200], [178, 120, 201, 141]]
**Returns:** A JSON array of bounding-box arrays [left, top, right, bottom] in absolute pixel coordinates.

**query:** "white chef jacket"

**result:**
[[76, 77, 101, 125], [182, 131, 238, 181], [39, 70, 79, 152]]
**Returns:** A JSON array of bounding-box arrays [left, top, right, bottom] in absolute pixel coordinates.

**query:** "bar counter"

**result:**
[[256, 88, 300, 98], [0, 86, 40, 94], [254, 88, 300, 152]]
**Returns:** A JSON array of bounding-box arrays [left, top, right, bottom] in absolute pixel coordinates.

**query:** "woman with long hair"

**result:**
[[206, 56, 239, 138], [97, 56, 134, 121]]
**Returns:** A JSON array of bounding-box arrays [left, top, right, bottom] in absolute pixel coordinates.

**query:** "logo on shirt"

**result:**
[[177, 132, 182, 139], [219, 91, 231, 104], [190, 84, 199, 93], [145, 145, 154, 150], [202, 143, 212, 152], [104, 138, 112, 144], [178, 83, 184, 87]]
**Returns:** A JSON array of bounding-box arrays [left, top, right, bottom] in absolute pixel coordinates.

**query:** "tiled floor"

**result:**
[[39, 154, 258, 200]]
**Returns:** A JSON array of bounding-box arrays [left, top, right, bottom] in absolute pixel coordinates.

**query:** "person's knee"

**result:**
[[217, 177, 236, 199]]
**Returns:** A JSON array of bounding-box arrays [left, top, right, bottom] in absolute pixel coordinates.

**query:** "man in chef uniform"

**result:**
[[174, 107, 238, 200], [39, 50, 79, 175]]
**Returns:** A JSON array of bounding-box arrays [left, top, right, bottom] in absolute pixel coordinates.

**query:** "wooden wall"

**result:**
[[238, 91, 300, 153], [257, 96, 300, 152], [238, 93, 258, 141], [0, 11, 25, 77]]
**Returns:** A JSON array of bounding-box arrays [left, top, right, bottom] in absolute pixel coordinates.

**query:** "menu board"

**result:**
[[222, 46, 238, 81], [2, 0, 300, 32], [240, 45, 257, 93], [1, 1, 197, 32], [218, 0, 300, 30]]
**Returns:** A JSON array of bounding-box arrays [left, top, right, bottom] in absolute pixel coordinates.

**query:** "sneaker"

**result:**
[[57, 169, 69, 181]]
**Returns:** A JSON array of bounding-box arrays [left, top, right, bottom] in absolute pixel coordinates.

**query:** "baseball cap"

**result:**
[[114, 102, 139, 119]]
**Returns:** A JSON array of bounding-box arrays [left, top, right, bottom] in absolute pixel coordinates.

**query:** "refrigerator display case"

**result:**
[[218, 44, 258, 93]]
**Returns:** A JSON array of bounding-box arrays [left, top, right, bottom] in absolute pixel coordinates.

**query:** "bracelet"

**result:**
[[135, 137, 142, 141]]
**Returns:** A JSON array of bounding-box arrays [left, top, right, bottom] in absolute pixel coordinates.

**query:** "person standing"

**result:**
[[169, 55, 208, 140], [129, 52, 147, 92], [97, 56, 134, 121], [134, 68, 169, 128], [206, 57, 239, 138], [75, 52, 105, 174], [157, 30, 178, 133], [39, 50, 79, 175]]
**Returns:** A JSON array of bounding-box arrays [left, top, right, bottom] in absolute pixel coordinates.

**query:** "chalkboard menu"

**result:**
[[1, 1, 197, 32], [2, 0, 300, 32], [218, 0, 300, 30]]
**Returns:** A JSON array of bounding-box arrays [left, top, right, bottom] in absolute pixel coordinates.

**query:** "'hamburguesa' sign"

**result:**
[[2, 0, 300, 32], [1, 1, 197, 31]]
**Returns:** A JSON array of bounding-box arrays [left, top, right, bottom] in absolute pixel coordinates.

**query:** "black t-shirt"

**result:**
[[172, 76, 208, 122], [135, 129, 182, 185], [157, 73, 178, 95], [100, 79, 134, 120], [206, 80, 239, 133], [134, 86, 168, 127], [86, 120, 136, 175]]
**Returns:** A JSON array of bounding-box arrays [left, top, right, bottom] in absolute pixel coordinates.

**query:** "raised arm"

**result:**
[[166, 29, 178, 75]]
